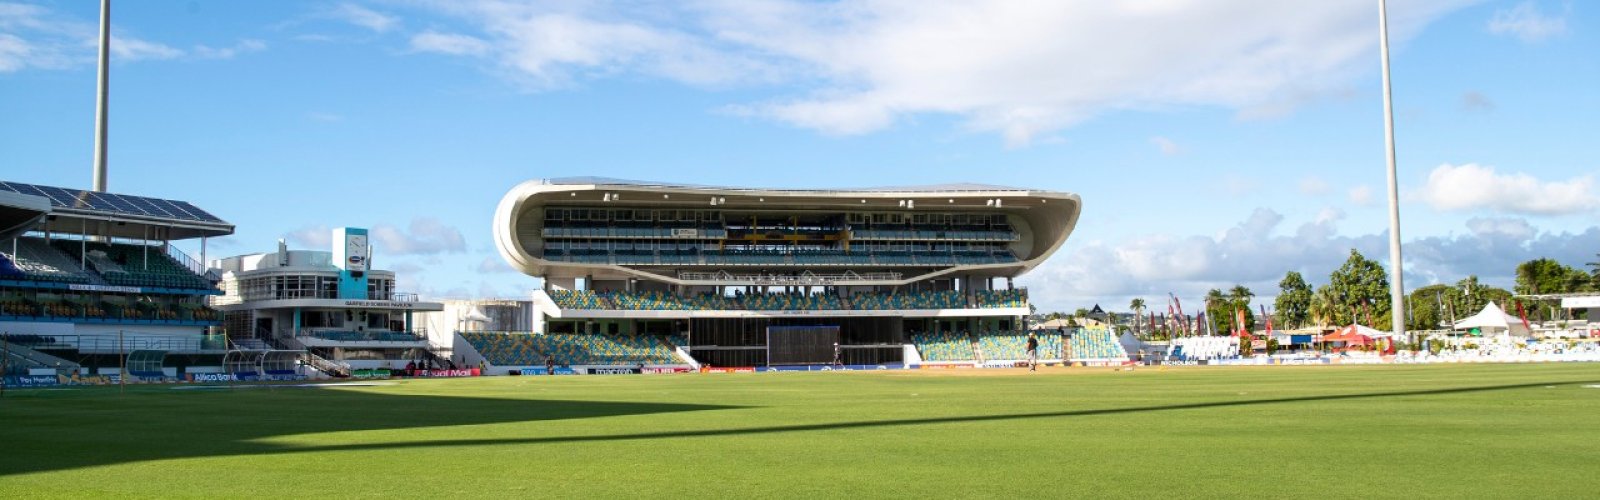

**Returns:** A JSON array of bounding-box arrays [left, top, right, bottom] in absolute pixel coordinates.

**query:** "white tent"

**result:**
[[1348, 324, 1391, 339], [1453, 302, 1531, 338], [461, 307, 492, 329]]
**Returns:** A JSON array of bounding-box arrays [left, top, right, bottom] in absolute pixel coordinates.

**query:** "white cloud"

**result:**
[[1417, 163, 1598, 215], [0, 3, 261, 71], [192, 39, 267, 60], [1348, 185, 1375, 206], [329, 3, 400, 33], [371, 218, 467, 256], [1150, 136, 1181, 155], [410, 0, 1477, 143], [285, 225, 333, 249], [108, 35, 182, 61], [410, 31, 490, 56], [475, 255, 516, 274], [1488, 1, 1568, 42], [1019, 208, 1600, 312], [1299, 176, 1331, 196]]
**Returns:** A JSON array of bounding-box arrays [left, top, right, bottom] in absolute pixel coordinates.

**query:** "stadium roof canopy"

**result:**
[[0, 180, 234, 240], [496, 177, 1082, 285], [0, 189, 51, 241], [544, 176, 1043, 194]]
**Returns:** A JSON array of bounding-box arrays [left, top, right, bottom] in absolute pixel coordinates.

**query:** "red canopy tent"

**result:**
[[1319, 325, 1374, 346]]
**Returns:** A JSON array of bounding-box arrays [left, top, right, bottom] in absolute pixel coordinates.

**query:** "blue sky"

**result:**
[[2, 0, 1596, 313]]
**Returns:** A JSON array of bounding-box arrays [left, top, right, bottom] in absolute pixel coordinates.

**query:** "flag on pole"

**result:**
[[1172, 294, 1187, 335], [1260, 304, 1273, 334], [1515, 300, 1531, 331]]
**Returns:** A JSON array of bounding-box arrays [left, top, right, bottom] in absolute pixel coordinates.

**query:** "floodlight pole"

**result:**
[[92, 0, 111, 193], [1379, 0, 1407, 343]]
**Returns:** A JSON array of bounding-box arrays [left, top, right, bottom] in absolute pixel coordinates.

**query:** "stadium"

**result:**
[[451, 177, 1130, 375], [5, 2, 1600, 496]]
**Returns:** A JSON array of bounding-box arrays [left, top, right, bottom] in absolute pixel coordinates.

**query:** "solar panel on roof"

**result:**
[[152, 199, 195, 220], [0, 180, 228, 224], [123, 196, 176, 219], [100, 192, 141, 213], [172, 201, 220, 221], [163, 200, 204, 221]]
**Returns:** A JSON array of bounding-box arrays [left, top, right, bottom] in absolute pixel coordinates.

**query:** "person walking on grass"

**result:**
[[1026, 332, 1039, 372]]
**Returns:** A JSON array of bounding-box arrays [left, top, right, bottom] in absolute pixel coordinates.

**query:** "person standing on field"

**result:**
[[1026, 333, 1039, 372]]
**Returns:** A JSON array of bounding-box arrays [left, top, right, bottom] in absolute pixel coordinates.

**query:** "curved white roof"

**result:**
[[494, 177, 1082, 286]]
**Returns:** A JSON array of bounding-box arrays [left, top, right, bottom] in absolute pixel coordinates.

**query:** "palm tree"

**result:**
[[1204, 289, 1226, 335], [1229, 285, 1254, 305], [1588, 252, 1600, 284], [1129, 297, 1147, 338], [1229, 285, 1255, 333], [1309, 287, 1338, 328]]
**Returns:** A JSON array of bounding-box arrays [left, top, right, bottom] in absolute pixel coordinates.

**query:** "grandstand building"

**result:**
[[458, 177, 1122, 373], [208, 228, 443, 374], [1, 181, 232, 379]]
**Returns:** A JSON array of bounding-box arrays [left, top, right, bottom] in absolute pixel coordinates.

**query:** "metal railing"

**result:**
[[165, 244, 208, 277], [677, 270, 903, 284], [3, 332, 227, 354]]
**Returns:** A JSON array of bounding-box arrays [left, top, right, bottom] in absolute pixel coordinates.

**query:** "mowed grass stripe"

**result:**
[[2, 363, 1598, 498]]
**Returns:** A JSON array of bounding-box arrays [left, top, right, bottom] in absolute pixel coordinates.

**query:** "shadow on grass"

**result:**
[[275, 379, 1596, 454], [0, 379, 1590, 476], [0, 384, 739, 477]]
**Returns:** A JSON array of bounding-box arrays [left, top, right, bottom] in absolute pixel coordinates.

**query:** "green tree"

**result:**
[[1515, 258, 1593, 295], [1327, 249, 1390, 327], [1129, 298, 1147, 338], [1229, 284, 1256, 332], [1203, 289, 1227, 335], [1452, 275, 1512, 319], [1309, 285, 1339, 328], [1406, 284, 1455, 331], [1275, 271, 1313, 329]]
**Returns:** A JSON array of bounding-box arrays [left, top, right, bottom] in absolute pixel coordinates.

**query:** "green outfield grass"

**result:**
[[3, 363, 1599, 498]]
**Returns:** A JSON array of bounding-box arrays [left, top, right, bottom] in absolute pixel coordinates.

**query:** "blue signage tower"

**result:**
[[332, 227, 370, 300]]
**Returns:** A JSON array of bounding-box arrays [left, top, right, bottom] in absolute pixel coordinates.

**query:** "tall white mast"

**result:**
[[92, 0, 110, 192], [1379, 0, 1407, 340]]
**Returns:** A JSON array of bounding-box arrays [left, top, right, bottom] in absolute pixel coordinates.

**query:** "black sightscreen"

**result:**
[[766, 325, 840, 365]]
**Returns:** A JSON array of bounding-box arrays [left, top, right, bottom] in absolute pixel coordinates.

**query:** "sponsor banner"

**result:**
[[5, 375, 60, 387], [585, 367, 642, 375], [641, 367, 692, 374], [351, 368, 392, 379], [519, 367, 578, 376], [759, 365, 813, 372], [406, 368, 480, 378], [186, 373, 305, 383], [699, 367, 757, 373], [760, 364, 907, 372], [69, 283, 143, 294], [982, 361, 1028, 369], [59, 374, 121, 385], [916, 363, 975, 369]]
